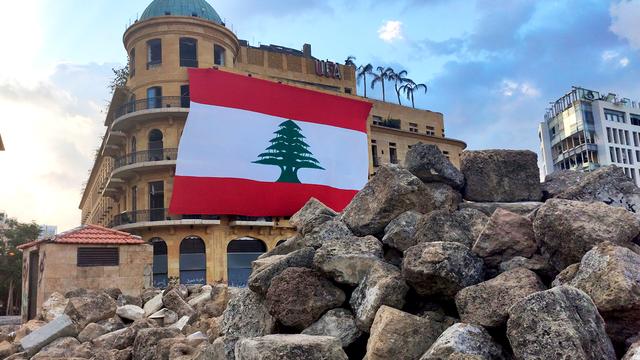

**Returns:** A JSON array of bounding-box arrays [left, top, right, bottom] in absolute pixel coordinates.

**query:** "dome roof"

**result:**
[[140, 0, 223, 24]]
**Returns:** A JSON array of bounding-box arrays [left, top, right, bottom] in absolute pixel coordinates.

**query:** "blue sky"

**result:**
[[1, 0, 639, 229]]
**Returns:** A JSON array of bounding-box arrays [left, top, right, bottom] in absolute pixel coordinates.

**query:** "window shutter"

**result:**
[[77, 248, 119, 267]]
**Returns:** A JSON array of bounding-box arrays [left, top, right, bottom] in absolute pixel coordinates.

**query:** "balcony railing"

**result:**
[[115, 96, 190, 119], [109, 209, 220, 228], [373, 119, 401, 130], [114, 148, 178, 170]]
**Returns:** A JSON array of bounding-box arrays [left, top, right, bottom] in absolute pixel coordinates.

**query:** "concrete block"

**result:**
[[20, 314, 77, 356], [144, 293, 163, 316]]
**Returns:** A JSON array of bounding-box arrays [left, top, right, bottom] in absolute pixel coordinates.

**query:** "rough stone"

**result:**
[[132, 327, 181, 360], [64, 288, 88, 298], [552, 242, 640, 343], [557, 165, 640, 214], [313, 236, 383, 285], [402, 242, 484, 298], [104, 288, 123, 300], [116, 304, 145, 321], [461, 150, 542, 202], [235, 334, 348, 360], [97, 316, 126, 332], [533, 198, 640, 271], [414, 209, 488, 249], [381, 211, 422, 252], [201, 284, 229, 318], [342, 165, 461, 236], [92, 318, 155, 350], [13, 320, 45, 343], [624, 340, 640, 360], [252, 255, 286, 273], [64, 292, 117, 329], [404, 142, 465, 189], [40, 292, 68, 322], [155, 337, 188, 359], [420, 323, 507, 360], [301, 220, 354, 249], [248, 247, 316, 295], [20, 314, 77, 356], [507, 286, 616, 360], [187, 331, 209, 346], [350, 261, 408, 332], [210, 335, 239, 360], [301, 309, 362, 348], [459, 201, 543, 217], [472, 208, 537, 267], [266, 267, 345, 330], [498, 255, 556, 282], [163, 289, 196, 320], [31, 336, 80, 360], [143, 293, 164, 317], [170, 316, 191, 332], [188, 285, 213, 307], [551, 263, 581, 287], [116, 294, 143, 308], [141, 288, 161, 304], [77, 322, 109, 343], [541, 170, 588, 200], [455, 268, 546, 328], [366, 306, 449, 360], [0, 341, 17, 359], [221, 288, 275, 339], [290, 198, 338, 236]]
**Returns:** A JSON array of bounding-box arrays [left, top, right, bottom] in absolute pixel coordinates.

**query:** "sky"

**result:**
[[0, 0, 639, 230]]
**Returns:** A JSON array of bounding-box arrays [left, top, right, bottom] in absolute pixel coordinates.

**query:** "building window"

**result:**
[[149, 181, 164, 221], [132, 186, 138, 214], [147, 39, 162, 68], [610, 147, 616, 163], [344, 88, 352, 94], [373, 116, 383, 126], [77, 248, 119, 267], [372, 142, 379, 167], [227, 238, 267, 287], [613, 129, 619, 144], [214, 45, 226, 66], [147, 87, 162, 109], [389, 143, 398, 164], [625, 131, 631, 146], [634, 132, 639, 147], [620, 129, 626, 145], [426, 126, 435, 136], [607, 127, 612, 143], [409, 123, 418, 133], [180, 236, 206, 285], [605, 110, 626, 123], [180, 38, 198, 67], [631, 115, 640, 126], [148, 129, 164, 160], [129, 48, 136, 78], [629, 149, 634, 165], [150, 238, 168, 288], [616, 147, 622, 163], [181, 85, 190, 108]]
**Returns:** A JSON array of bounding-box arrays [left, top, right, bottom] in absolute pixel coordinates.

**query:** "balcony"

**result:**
[[109, 209, 221, 231], [112, 97, 190, 131], [372, 119, 401, 130], [229, 216, 275, 227], [114, 148, 178, 170]]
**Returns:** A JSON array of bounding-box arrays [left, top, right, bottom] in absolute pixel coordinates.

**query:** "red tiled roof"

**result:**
[[17, 225, 144, 250]]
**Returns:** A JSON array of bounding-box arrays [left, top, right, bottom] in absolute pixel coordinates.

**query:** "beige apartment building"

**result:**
[[79, 0, 466, 288]]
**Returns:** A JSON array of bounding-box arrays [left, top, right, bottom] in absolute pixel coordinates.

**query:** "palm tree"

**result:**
[[401, 81, 428, 108], [344, 56, 357, 67], [371, 66, 393, 102], [389, 70, 409, 105], [357, 64, 373, 98]]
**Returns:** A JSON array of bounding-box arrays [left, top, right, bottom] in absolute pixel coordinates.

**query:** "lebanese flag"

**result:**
[[169, 69, 372, 216]]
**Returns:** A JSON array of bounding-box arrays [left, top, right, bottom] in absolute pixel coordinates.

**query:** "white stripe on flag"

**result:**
[[176, 102, 369, 190]]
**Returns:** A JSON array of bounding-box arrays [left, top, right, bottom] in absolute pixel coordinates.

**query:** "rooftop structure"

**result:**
[[140, 0, 223, 24]]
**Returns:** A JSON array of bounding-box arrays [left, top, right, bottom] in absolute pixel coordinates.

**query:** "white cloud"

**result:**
[[378, 20, 404, 43], [500, 79, 540, 97], [610, 0, 640, 49], [602, 50, 619, 61], [620, 57, 630, 67], [600, 49, 631, 67]]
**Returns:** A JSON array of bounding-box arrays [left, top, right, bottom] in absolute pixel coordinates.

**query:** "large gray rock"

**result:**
[[40, 292, 68, 322], [459, 201, 543, 217], [414, 209, 488, 249], [461, 150, 542, 202], [313, 236, 383, 285], [342, 165, 461, 236], [533, 198, 640, 271], [132, 327, 181, 360], [266, 267, 345, 330], [455, 268, 546, 328], [64, 292, 117, 329], [557, 165, 640, 214], [350, 261, 408, 332], [77, 322, 109, 343], [366, 306, 449, 360], [249, 247, 316, 295], [301, 220, 354, 249], [290, 198, 338, 236], [222, 288, 275, 339], [235, 334, 348, 360], [624, 340, 640, 360], [507, 286, 616, 360], [402, 242, 484, 298], [92, 318, 155, 350], [404, 143, 465, 189], [301, 309, 362, 348], [553, 242, 640, 343], [420, 323, 507, 360], [31, 336, 80, 360], [472, 208, 537, 267], [19, 315, 77, 356], [498, 255, 555, 282], [187, 284, 213, 307], [116, 305, 145, 321], [381, 211, 422, 252], [541, 170, 588, 200], [163, 289, 196, 321], [143, 293, 163, 316]]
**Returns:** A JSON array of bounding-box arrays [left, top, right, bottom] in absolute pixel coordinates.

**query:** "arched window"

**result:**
[[180, 236, 206, 285], [180, 38, 198, 67], [150, 238, 168, 288], [227, 237, 267, 287], [148, 129, 163, 161], [214, 45, 226, 66], [146, 86, 162, 109], [130, 136, 137, 164]]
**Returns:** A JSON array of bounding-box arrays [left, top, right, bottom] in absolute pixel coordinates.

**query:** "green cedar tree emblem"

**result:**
[[253, 120, 325, 183]]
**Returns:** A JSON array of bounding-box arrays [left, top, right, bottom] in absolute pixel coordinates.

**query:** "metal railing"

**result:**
[[231, 216, 274, 222], [113, 148, 178, 170], [109, 209, 220, 228], [115, 96, 190, 119]]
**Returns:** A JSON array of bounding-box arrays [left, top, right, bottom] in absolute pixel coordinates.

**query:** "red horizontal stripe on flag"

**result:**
[[169, 176, 358, 216], [188, 68, 372, 133]]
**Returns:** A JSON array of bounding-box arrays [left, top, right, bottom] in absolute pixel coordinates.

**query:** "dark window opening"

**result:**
[[345, 88, 352, 94], [181, 85, 190, 108], [148, 129, 164, 160], [129, 48, 136, 78], [180, 236, 206, 285], [227, 238, 267, 287], [151, 238, 168, 288], [214, 45, 226, 66], [147, 86, 162, 109], [389, 145, 398, 164], [149, 181, 164, 221], [77, 248, 119, 267], [372, 144, 379, 167], [180, 38, 198, 68], [147, 39, 162, 68]]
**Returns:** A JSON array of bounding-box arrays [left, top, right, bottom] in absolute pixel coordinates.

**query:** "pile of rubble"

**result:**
[[4, 143, 640, 360]]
